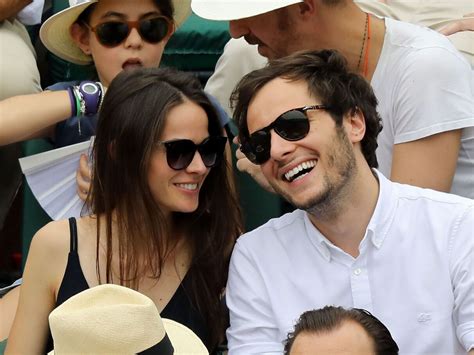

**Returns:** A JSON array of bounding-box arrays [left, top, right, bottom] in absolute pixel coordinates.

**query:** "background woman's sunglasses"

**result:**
[[85, 16, 173, 47], [158, 136, 227, 170], [240, 105, 328, 165]]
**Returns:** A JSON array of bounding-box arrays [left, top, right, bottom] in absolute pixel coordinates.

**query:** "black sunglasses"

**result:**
[[240, 105, 329, 165], [157, 136, 227, 170], [85, 16, 173, 47]]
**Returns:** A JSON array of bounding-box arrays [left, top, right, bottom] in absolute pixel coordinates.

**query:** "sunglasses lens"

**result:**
[[244, 108, 310, 165], [198, 137, 227, 168], [165, 140, 195, 170], [275, 110, 310, 140], [164, 137, 226, 170], [246, 130, 271, 165], [140, 17, 170, 43], [95, 22, 129, 46]]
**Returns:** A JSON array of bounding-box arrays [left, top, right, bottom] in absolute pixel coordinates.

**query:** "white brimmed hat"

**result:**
[[40, 0, 192, 65], [191, 0, 302, 21], [48, 284, 209, 354]]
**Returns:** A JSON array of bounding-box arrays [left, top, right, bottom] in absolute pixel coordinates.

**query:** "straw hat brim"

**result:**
[[163, 319, 209, 354], [40, 0, 192, 65], [47, 318, 208, 354]]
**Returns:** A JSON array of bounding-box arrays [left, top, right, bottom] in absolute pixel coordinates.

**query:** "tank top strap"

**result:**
[[68, 217, 78, 252]]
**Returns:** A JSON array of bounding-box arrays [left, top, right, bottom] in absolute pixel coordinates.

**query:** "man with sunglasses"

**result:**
[[192, 0, 474, 200], [225, 49, 474, 354]]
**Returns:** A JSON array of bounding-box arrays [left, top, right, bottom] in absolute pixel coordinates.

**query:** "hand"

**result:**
[[233, 137, 275, 193], [439, 13, 474, 36], [76, 154, 91, 201]]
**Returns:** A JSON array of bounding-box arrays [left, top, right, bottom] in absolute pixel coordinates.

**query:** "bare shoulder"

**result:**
[[30, 219, 71, 254], [26, 219, 71, 276], [18, 219, 73, 298]]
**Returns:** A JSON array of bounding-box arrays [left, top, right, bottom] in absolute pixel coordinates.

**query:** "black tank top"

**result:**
[[45, 217, 209, 353]]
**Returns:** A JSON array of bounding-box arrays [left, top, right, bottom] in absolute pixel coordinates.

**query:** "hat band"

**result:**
[[140, 333, 174, 354]]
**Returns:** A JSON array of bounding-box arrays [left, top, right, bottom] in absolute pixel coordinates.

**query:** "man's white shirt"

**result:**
[[226, 171, 474, 354]]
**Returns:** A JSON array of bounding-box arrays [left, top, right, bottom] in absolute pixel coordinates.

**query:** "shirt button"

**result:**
[[353, 268, 362, 276]]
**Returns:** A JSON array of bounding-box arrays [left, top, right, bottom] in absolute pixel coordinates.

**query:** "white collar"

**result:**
[[303, 169, 398, 261]]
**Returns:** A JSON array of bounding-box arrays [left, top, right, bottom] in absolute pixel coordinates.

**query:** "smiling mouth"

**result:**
[[176, 183, 198, 191], [284, 160, 317, 182]]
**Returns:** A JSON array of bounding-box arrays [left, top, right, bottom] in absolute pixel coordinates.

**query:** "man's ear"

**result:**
[[345, 107, 366, 143], [70, 23, 92, 55], [298, 0, 316, 17]]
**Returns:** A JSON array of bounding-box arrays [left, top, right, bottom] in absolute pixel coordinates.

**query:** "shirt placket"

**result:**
[[350, 247, 373, 312]]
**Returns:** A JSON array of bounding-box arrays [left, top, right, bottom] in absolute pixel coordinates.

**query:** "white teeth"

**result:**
[[284, 160, 317, 181], [176, 183, 198, 191], [293, 172, 309, 181]]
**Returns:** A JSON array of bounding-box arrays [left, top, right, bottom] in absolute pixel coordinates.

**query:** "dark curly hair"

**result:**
[[232, 49, 383, 168]]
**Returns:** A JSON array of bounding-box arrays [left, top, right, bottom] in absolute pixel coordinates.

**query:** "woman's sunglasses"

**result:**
[[85, 16, 173, 47], [240, 105, 329, 165], [158, 136, 227, 170]]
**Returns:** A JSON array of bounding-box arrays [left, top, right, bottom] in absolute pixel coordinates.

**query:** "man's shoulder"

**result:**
[[384, 17, 467, 64], [393, 181, 474, 215]]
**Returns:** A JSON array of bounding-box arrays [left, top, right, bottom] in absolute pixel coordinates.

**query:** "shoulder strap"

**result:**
[[68, 217, 78, 252]]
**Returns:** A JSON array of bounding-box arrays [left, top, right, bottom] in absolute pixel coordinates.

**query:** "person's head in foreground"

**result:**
[[48, 284, 209, 354], [90, 66, 242, 348], [284, 306, 399, 354], [40, 0, 191, 86], [232, 49, 382, 218]]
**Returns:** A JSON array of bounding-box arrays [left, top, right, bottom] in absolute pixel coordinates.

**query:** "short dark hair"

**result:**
[[232, 49, 383, 168], [284, 306, 399, 354]]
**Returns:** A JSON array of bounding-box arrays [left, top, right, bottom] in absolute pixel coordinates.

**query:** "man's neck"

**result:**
[[307, 167, 380, 258], [307, 3, 386, 81]]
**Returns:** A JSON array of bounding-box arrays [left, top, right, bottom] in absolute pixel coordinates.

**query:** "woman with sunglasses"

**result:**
[[6, 67, 243, 354]]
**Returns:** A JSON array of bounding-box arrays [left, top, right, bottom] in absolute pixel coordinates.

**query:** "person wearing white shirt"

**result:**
[[228, 49, 474, 354], [195, 0, 474, 200]]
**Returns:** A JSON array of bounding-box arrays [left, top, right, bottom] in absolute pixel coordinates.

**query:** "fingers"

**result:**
[[233, 136, 249, 172], [232, 134, 275, 192], [76, 154, 91, 201], [439, 16, 474, 36], [439, 22, 462, 36]]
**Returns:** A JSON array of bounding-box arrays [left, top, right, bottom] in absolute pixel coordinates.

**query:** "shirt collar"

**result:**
[[367, 169, 398, 249], [303, 169, 398, 260]]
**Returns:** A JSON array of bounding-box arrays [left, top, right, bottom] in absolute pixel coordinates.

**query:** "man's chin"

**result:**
[[256, 44, 273, 59]]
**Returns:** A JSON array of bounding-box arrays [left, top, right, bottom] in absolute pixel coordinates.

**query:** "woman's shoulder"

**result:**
[[24, 219, 73, 288], [30, 219, 71, 256]]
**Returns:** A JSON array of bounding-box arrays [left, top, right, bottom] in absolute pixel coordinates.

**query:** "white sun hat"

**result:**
[[48, 284, 209, 354], [40, 0, 192, 65], [191, 0, 302, 21]]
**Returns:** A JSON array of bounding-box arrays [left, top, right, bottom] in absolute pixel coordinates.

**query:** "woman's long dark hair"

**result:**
[[89, 67, 242, 349]]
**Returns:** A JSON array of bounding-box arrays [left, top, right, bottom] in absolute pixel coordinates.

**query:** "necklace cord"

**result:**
[[356, 13, 369, 73], [363, 14, 371, 77]]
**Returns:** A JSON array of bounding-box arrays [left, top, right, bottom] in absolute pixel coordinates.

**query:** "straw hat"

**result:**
[[48, 284, 209, 354], [191, 0, 302, 21], [40, 0, 192, 65]]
